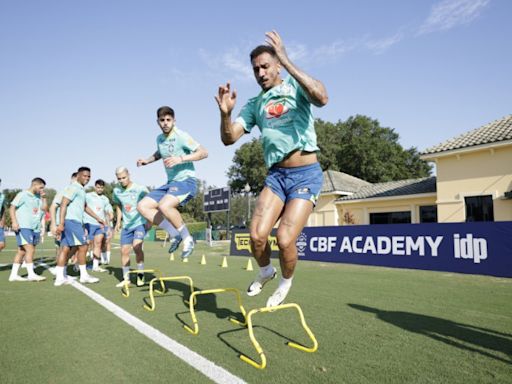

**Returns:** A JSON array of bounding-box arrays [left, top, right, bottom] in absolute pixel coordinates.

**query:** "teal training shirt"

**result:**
[[84, 192, 110, 225], [112, 183, 148, 229], [0, 192, 5, 219], [156, 126, 200, 182], [11, 190, 43, 230], [62, 181, 86, 223], [235, 75, 318, 168]]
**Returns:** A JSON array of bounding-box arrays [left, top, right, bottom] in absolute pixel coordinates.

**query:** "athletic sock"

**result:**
[[26, 263, 36, 277], [159, 220, 179, 238], [92, 258, 99, 269], [177, 224, 191, 240], [55, 266, 65, 280], [122, 266, 130, 281], [79, 264, 88, 278], [100, 252, 106, 263], [137, 262, 144, 273], [106, 251, 111, 263], [279, 276, 293, 290], [260, 263, 274, 277], [10, 263, 21, 279]]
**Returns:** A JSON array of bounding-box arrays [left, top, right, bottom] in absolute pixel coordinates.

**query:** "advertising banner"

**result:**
[[230, 222, 512, 278]]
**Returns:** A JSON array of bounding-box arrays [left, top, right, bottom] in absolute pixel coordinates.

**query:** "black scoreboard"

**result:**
[[203, 187, 230, 212]]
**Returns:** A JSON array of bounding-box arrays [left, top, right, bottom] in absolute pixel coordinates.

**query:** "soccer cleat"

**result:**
[[79, 275, 99, 284], [168, 235, 183, 254], [27, 275, 47, 282], [247, 267, 277, 297], [266, 284, 291, 308], [181, 236, 194, 259], [54, 277, 72, 287], [9, 275, 28, 282], [136, 273, 145, 287], [116, 280, 132, 288], [92, 266, 107, 273]]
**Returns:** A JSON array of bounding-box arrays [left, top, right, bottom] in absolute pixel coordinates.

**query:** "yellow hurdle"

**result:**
[[183, 288, 247, 335], [121, 269, 162, 298], [143, 275, 195, 312], [240, 303, 319, 370]]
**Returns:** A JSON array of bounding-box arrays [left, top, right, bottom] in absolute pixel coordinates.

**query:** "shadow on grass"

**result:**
[[348, 303, 512, 364], [217, 325, 298, 359]]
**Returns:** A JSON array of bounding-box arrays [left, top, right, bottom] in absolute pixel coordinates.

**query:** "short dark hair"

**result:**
[[157, 106, 175, 119], [250, 45, 277, 62], [71, 172, 78, 178], [95, 179, 105, 186], [32, 177, 46, 186], [77, 166, 91, 173]]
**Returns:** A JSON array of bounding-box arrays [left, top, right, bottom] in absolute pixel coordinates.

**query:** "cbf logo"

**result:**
[[296, 232, 307, 257]]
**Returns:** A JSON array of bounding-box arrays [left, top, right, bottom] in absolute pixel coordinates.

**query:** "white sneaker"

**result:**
[[54, 277, 72, 286], [27, 275, 46, 282], [116, 280, 132, 288], [266, 284, 291, 308], [181, 236, 194, 259], [9, 275, 28, 282], [48, 267, 57, 275], [65, 275, 77, 281], [79, 275, 99, 284], [92, 266, 107, 273], [247, 267, 277, 297]]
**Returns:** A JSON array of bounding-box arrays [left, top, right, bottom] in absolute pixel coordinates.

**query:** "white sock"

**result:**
[[63, 265, 68, 278], [10, 263, 21, 278], [101, 252, 106, 263], [159, 220, 179, 238], [55, 266, 65, 280], [26, 263, 36, 277], [122, 266, 130, 281], [79, 264, 88, 278], [137, 262, 144, 272], [93, 258, 99, 269], [260, 263, 274, 277], [106, 251, 111, 263], [279, 276, 293, 290]]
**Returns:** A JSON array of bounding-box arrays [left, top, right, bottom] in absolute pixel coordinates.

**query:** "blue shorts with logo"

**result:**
[[120, 225, 146, 246], [85, 223, 105, 240], [61, 219, 88, 247], [0, 227, 4, 243], [15, 228, 38, 247], [265, 162, 323, 205], [147, 178, 196, 207]]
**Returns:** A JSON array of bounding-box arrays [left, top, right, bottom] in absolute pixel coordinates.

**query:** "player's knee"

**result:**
[[276, 233, 294, 251], [250, 231, 267, 249]]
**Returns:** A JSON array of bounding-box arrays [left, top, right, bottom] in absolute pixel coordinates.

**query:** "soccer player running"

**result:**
[[54, 167, 105, 286], [113, 167, 150, 287], [8, 177, 48, 282], [0, 178, 6, 253], [215, 31, 328, 307], [84, 179, 111, 272], [137, 106, 208, 260]]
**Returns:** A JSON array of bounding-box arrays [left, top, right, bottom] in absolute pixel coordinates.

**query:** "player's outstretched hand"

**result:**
[[215, 82, 237, 115]]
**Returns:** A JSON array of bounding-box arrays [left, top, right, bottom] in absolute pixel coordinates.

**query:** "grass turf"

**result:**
[[0, 236, 511, 383]]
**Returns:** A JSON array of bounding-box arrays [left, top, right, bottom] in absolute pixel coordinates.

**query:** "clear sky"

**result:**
[[1, 0, 510, 192]]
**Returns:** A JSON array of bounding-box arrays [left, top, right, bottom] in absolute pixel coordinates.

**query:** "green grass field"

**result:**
[[0, 237, 511, 384]]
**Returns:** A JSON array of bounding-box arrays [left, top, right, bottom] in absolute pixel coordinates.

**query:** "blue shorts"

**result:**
[[0, 227, 4, 243], [15, 228, 38, 247], [61, 219, 88, 247], [146, 179, 196, 207], [120, 225, 146, 246], [85, 223, 105, 240], [265, 162, 323, 205]]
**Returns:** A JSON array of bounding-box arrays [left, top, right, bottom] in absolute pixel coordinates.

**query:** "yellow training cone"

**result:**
[[169, 252, 175, 261], [200, 254, 206, 265], [246, 258, 253, 271], [221, 256, 228, 268]]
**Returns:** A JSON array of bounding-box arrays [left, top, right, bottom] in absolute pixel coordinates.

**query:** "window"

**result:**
[[370, 211, 411, 224], [465, 195, 494, 222], [419, 205, 437, 223]]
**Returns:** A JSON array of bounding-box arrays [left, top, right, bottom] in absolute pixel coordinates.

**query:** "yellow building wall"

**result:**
[[434, 145, 512, 222], [336, 195, 437, 225], [309, 194, 339, 226]]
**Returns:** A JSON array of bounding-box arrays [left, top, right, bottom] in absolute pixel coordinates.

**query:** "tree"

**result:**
[[226, 138, 267, 193]]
